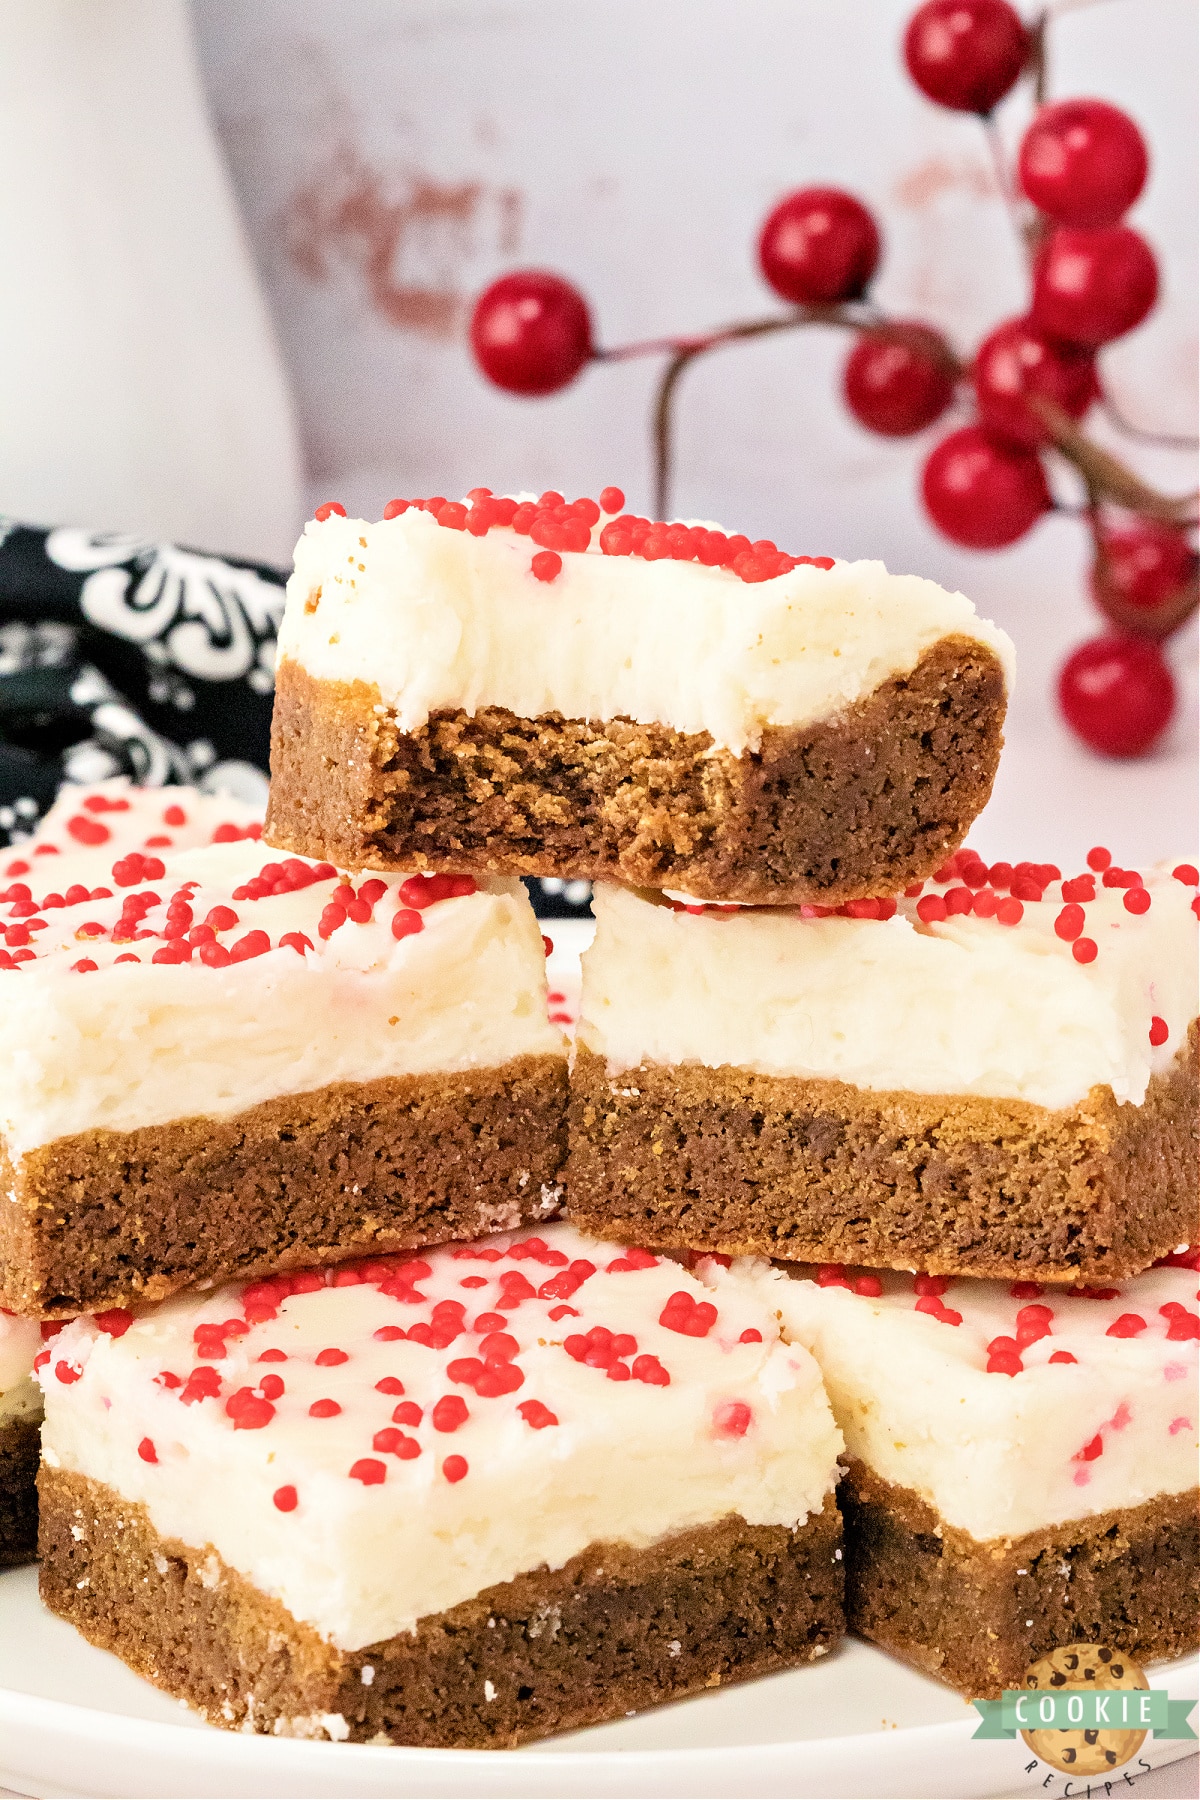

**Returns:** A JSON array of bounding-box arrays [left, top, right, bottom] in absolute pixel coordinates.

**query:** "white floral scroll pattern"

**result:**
[[46, 529, 284, 692]]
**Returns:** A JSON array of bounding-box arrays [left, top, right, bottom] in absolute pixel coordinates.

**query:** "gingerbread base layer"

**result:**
[[838, 1461, 1199, 1699], [263, 639, 1006, 904], [0, 1414, 40, 1568], [565, 1029, 1199, 1282], [38, 1467, 843, 1748], [0, 1054, 567, 1318]]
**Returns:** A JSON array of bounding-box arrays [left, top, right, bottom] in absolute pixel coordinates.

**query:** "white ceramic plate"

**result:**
[[0, 1564, 1194, 1799]]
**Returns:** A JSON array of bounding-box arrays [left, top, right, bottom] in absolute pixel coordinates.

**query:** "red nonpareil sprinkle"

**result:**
[[547, 1304, 579, 1321], [314, 502, 347, 521], [605, 1246, 658, 1272], [180, 1366, 222, 1404], [518, 1399, 559, 1429], [1123, 887, 1151, 915], [137, 1438, 158, 1464], [1072, 937, 1098, 964], [1105, 1313, 1147, 1337], [229, 930, 271, 962], [915, 894, 948, 923], [71, 958, 98, 973], [1054, 904, 1085, 941], [315, 1347, 349, 1367], [280, 931, 313, 956], [391, 908, 424, 940], [1161, 1306, 1200, 1341], [383, 498, 409, 519], [257, 1374, 285, 1401], [1074, 1434, 1104, 1462], [1049, 1351, 1078, 1365], [392, 1401, 423, 1427], [1016, 1304, 1054, 1346], [309, 1398, 342, 1418], [658, 1292, 718, 1337], [1086, 846, 1112, 872], [531, 550, 563, 583], [257, 1349, 287, 1363], [442, 1455, 469, 1483], [54, 1360, 83, 1385], [985, 1337, 1023, 1375], [599, 486, 625, 514], [1154, 1249, 1200, 1269], [375, 1376, 405, 1396], [853, 1275, 883, 1297], [995, 897, 1024, 926], [914, 1296, 963, 1326], [713, 1400, 753, 1438], [1069, 1285, 1121, 1300], [349, 1458, 386, 1485], [93, 1308, 133, 1338], [913, 1274, 950, 1297], [67, 815, 111, 847], [273, 1485, 298, 1512], [542, 934, 554, 957], [739, 1327, 764, 1342], [1149, 1016, 1169, 1047], [205, 906, 238, 933], [432, 1394, 469, 1432], [1010, 1281, 1044, 1299], [1173, 864, 1199, 885], [225, 1390, 275, 1430], [152, 942, 192, 965]]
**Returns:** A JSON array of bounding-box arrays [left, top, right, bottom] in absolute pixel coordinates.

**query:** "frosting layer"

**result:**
[[279, 508, 1013, 756], [0, 840, 563, 1154], [730, 1254, 1200, 1543], [38, 1224, 841, 1650], [579, 862, 1198, 1111]]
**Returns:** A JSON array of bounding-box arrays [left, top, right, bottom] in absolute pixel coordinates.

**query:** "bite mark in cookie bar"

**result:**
[[0, 841, 566, 1315], [756, 1256, 1200, 1695], [36, 1225, 844, 1743], [0, 1312, 43, 1565], [264, 502, 1012, 901], [567, 861, 1199, 1280]]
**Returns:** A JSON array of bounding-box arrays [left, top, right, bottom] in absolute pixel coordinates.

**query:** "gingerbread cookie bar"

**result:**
[[0, 1311, 43, 1566], [761, 1252, 1200, 1697], [0, 840, 567, 1316], [567, 853, 1199, 1281], [37, 1224, 844, 1746], [264, 494, 1012, 904]]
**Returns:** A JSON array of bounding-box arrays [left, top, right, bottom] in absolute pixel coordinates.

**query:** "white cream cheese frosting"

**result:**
[[740, 1253, 1200, 1544], [278, 507, 1014, 756], [578, 859, 1198, 1112], [6, 776, 262, 872], [38, 1224, 842, 1650], [0, 839, 564, 1155]]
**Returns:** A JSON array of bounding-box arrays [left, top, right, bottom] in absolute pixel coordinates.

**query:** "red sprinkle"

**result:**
[[1055, 904, 1085, 941], [1172, 863, 1199, 885], [517, 1399, 559, 1430], [1149, 1016, 1169, 1047], [315, 1348, 349, 1367], [442, 1455, 469, 1483], [137, 1437, 158, 1463], [739, 1327, 764, 1342], [1048, 1351, 1078, 1365], [658, 1292, 718, 1338], [375, 1376, 405, 1395], [349, 1458, 386, 1485], [391, 908, 424, 941], [713, 1400, 752, 1438], [1105, 1313, 1146, 1338], [1086, 846, 1112, 872], [432, 1394, 469, 1433], [315, 502, 347, 521], [1074, 1434, 1104, 1462], [1072, 937, 1098, 964], [309, 1398, 342, 1418], [94, 1308, 133, 1338], [273, 1485, 298, 1512], [531, 550, 563, 583]]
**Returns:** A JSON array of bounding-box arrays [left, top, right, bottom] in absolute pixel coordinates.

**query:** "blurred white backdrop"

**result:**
[[190, 0, 1198, 864]]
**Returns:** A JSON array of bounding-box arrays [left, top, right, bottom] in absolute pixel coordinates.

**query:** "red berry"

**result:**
[[921, 425, 1050, 549], [1031, 226, 1158, 349], [1058, 635, 1175, 757], [1090, 520, 1198, 637], [903, 0, 1028, 115], [1018, 100, 1148, 228], [469, 271, 593, 396], [972, 317, 1097, 449], [842, 322, 956, 436], [758, 188, 881, 306]]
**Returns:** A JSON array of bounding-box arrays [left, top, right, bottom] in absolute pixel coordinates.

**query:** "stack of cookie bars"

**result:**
[[3, 488, 1196, 1746]]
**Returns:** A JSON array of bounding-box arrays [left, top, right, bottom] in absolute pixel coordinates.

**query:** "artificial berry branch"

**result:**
[[468, 0, 1198, 758]]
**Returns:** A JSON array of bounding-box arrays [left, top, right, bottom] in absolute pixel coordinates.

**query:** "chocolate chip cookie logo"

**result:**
[[971, 1643, 1197, 1774], [1021, 1646, 1149, 1774]]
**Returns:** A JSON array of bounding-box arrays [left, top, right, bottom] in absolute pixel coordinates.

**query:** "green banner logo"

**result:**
[[972, 1689, 1197, 1740]]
